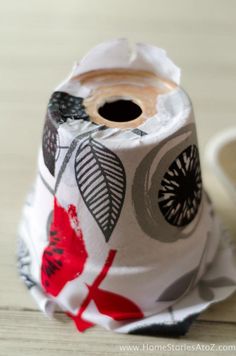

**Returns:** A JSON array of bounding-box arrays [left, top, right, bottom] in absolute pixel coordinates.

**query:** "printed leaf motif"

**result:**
[[90, 287, 143, 320], [42, 91, 90, 176], [157, 268, 198, 302], [198, 277, 236, 302], [17, 238, 36, 290], [201, 277, 236, 288], [157, 235, 209, 302], [68, 250, 143, 331], [75, 137, 126, 242], [198, 281, 215, 301]]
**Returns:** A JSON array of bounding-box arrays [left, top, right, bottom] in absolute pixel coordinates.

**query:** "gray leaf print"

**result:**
[[198, 281, 215, 301], [157, 234, 210, 302], [202, 277, 236, 288], [158, 268, 198, 302], [75, 137, 126, 242], [198, 277, 235, 301]]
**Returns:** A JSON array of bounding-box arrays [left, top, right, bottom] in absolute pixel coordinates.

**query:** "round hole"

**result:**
[[98, 99, 142, 122]]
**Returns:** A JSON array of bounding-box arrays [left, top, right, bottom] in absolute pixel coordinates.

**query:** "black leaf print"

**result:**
[[42, 116, 59, 176], [48, 91, 90, 123], [158, 145, 202, 227], [17, 239, 36, 290], [42, 91, 90, 176], [75, 137, 126, 242], [198, 277, 236, 301], [54, 126, 107, 194]]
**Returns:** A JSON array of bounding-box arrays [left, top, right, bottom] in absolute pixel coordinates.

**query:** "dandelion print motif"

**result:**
[[158, 145, 202, 227]]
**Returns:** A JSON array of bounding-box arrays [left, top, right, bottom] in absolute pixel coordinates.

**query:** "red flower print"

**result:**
[[41, 198, 88, 297]]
